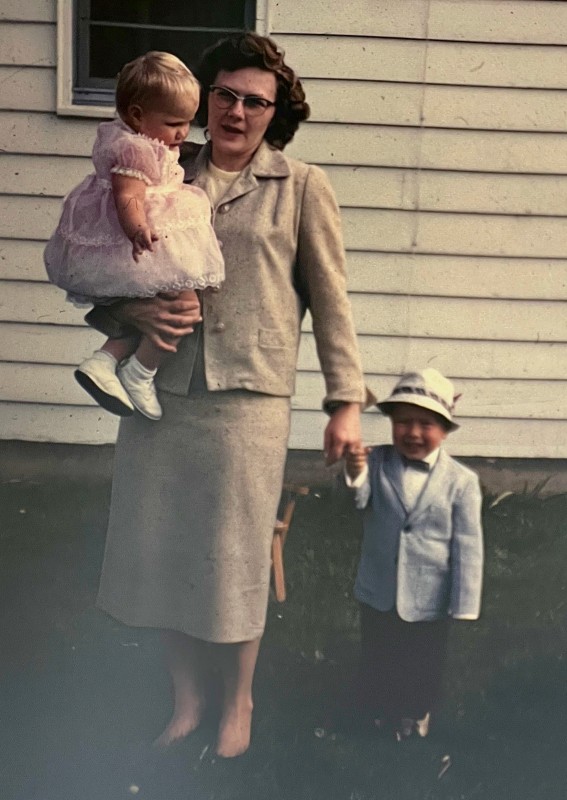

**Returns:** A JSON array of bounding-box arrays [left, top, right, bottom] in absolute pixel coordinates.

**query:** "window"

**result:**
[[57, 0, 261, 117]]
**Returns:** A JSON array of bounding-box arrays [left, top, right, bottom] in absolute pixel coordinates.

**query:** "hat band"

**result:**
[[391, 386, 453, 414]]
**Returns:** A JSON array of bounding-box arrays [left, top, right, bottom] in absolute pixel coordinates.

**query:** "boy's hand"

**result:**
[[131, 227, 159, 262], [345, 445, 371, 480]]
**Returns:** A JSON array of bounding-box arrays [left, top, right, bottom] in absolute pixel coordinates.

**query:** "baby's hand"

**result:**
[[345, 445, 371, 480], [130, 227, 159, 262]]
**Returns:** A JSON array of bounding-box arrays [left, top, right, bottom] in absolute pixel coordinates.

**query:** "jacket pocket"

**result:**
[[415, 565, 450, 613]]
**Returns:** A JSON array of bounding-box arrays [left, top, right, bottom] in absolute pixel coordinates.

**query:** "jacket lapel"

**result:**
[[181, 140, 290, 205], [406, 449, 451, 524], [382, 448, 408, 514]]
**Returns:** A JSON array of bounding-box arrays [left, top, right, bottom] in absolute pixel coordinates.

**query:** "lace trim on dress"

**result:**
[[110, 166, 153, 185], [71, 273, 224, 304]]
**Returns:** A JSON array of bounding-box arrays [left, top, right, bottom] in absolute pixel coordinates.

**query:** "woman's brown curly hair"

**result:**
[[194, 32, 310, 150]]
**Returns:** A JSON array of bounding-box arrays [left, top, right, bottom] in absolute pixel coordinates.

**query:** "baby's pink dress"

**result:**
[[44, 119, 224, 303]]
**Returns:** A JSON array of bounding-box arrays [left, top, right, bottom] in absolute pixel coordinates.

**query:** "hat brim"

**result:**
[[378, 393, 459, 431]]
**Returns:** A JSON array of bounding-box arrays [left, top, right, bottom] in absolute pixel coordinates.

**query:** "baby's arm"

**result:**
[[111, 174, 159, 262]]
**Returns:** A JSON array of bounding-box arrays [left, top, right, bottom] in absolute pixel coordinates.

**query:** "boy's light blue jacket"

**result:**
[[350, 445, 484, 622]]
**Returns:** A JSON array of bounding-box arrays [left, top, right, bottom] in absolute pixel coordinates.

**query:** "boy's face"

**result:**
[[390, 403, 448, 461]]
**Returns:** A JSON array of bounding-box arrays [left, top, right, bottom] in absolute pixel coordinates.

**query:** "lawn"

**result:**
[[2, 469, 567, 800]]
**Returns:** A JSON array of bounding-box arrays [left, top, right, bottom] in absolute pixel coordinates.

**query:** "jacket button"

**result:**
[[211, 286, 221, 293], [219, 204, 230, 213], [213, 321, 226, 332]]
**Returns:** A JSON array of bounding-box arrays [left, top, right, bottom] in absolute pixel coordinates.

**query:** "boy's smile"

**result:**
[[390, 403, 448, 461]]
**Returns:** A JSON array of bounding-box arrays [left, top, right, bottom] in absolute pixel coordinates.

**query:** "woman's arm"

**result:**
[[111, 173, 158, 261], [296, 165, 366, 462]]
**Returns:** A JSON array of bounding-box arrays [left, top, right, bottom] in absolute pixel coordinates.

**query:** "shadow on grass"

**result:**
[[2, 476, 567, 799]]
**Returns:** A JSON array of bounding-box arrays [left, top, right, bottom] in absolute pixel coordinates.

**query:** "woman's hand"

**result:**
[[116, 290, 202, 352], [345, 445, 371, 480], [323, 402, 362, 466]]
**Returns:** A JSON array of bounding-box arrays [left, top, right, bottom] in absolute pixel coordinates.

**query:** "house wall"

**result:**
[[1, 0, 567, 455]]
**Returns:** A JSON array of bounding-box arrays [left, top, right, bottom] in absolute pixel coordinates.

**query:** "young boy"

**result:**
[[344, 368, 484, 740]]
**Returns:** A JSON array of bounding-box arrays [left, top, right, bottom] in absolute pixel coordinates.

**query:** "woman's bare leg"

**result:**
[[215, 638, 261, 758], [154, 630, 207, 747]]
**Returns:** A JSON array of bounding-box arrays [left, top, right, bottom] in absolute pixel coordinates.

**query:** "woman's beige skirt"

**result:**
[[96, 387, 291, 642]]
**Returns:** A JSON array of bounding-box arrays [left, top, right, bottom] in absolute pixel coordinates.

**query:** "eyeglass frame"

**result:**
[[208, 85, 277, 115]]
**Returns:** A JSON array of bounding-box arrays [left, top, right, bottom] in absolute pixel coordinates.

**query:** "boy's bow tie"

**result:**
[[402, 456, 430, 472]]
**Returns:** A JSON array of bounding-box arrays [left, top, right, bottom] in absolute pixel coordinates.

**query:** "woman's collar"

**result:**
[[182, 139, 290, 181]]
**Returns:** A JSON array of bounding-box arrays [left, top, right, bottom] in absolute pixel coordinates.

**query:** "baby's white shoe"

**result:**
[[74, 350, 134, 416], [118, 355, 162, 420]]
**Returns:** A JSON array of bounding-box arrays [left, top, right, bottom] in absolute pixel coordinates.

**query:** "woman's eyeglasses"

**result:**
[[209, 86, 276, 116]]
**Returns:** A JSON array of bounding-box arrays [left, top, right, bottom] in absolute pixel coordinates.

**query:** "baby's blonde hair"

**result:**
[[116, 51, 200, 118]]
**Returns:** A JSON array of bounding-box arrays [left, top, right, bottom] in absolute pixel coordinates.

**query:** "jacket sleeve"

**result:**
[[450, 473, 484, 619], [296, 165, 366, 410]]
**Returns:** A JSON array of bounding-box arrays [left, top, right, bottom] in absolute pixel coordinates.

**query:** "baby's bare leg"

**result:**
[[99, 335, 139, 362]]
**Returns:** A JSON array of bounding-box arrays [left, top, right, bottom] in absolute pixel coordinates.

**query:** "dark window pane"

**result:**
[[88, 26, 231, 80], [74, 0, 255, 105], [89, 0, 247, 29]]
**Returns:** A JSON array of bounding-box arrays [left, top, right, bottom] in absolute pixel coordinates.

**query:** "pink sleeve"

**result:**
[[109, 135, 161, 185]]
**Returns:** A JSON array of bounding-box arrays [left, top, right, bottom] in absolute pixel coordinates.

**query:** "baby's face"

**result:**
[[390, 403, 448, 461], [131, 96, 197, 150]]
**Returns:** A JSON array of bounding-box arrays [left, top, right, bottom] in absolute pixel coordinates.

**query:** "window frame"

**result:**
[[56, 0, 269, 118]]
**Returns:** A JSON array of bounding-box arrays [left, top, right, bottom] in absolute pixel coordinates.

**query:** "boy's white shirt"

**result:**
[[345, 446, 477, 620]]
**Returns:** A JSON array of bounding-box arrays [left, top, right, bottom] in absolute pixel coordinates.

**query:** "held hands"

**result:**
[[118, 290, 202, 352], [345, 445, 371, 480], [130, 226, 159, 262], [323, 402, 362, 466]]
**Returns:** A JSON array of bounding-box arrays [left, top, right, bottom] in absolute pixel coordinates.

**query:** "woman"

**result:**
[[93, 32, 366, 758]]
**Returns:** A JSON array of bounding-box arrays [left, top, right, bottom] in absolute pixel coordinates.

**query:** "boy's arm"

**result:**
[[450, 474, 484, 619], [111, 173, 158, 261], [340, 446, 373, 509]]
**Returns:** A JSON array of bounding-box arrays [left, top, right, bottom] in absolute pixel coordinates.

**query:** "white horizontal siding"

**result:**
[[289, 413, 567, 458], [5, 112, 567, 174], [4, 363, 567, 421], [4, 281, 566, 342], [0, 21, 55, 65], [4, 239, 566, 302], [0, 66, 55, 111], [5, 154, 567, 220], [305, 79, 567, 132], [7, 193, 567, 259], [280, 35, 567, 89], [0, 1, 54, 23], [3, 0, 567, 457], [4, 399, 564, 457], [0, 402, 118, 444], [291, 372, 567, 420], [274, 0, 567, 45], [4, 324, 567, 381]]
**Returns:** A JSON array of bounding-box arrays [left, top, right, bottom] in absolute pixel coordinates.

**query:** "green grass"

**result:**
[[2, 476, 567, 799]]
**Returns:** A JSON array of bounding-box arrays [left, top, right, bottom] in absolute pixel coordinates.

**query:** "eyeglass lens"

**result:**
[[210, 87, 273, 114]]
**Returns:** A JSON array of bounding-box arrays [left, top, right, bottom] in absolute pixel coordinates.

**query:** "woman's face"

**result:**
[[207, 67, 277, 170]]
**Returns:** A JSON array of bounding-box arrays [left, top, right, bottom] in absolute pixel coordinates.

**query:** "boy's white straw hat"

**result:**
[[376, 368, 459, 430]]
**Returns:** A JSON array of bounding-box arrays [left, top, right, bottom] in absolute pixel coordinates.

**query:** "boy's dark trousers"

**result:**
[[356, 603, 450, 723]]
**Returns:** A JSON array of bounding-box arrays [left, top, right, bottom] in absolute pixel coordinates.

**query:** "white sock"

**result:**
[[93, 349, 118, 366], [125, 354, 157, 379]]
